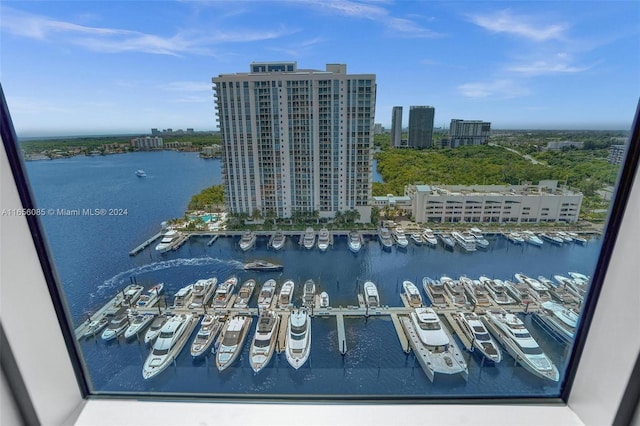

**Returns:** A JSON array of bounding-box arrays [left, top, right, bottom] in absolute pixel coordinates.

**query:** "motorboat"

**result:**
[[213, 276, 237, 308], [438, 233, 455, 250], [402, 280, 423, 308], [317, 227, 330, 251], [534, 301, 579, 343], [144, 314, 171, 345], [478, 276, 516, 305], [522, 231, 544, 246], [143, 314, 196, 379], [401, 307, 468, 382], [554, 274, 586, 300], [421, 228, 438, 247], [243, 260, 283, 271], [392, 227, 409, 248], [363, 281, 380, 308], [270, 231, 286, 250], [460, 276, 491, 306], [319, 291, 329, 308], [568, 272, 591, 285], [285, 309, 311, 369], [441, 275, 468, 307], [377, 227, 393, 250], [302, 227, 316, 250], [190, 314, 223, 358], [118, 284, 144, 307], [421, 277, 446, 308], [135, 169, 147, 177], [124, 313, 155, 339], [469, 227, 490, 249], [506, 231, 525, 244], [136, 283, 164, 308], [538, 276, 580, 305], [239, 231, 257, 251], [101, 308, 130, 341], [515, 273, 552, 303], [410, 232, 424, 246], [347, 230, 363, 253], [216, 315, 252, 371], [567, 232, 587, 245], [172, 284, 194, 309], [233, 279, 256, 308], [556, 231, 574, 243], [278, 280, 295, 308], [453, 312, 502, 363], [302, 279, 316, 307], [155, 230, 182, 253], [257, 279, 277, 311], [188, 277, 217, 309], [83, 317, 109, 339], [502, 280, 534, 304], [540, 232, 564, 245], [249, 311, 280, 373], [452, 231, 477, 252], [482, 310, 559, 381]]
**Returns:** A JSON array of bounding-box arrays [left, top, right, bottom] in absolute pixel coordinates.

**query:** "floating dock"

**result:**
[[129, 232, 163, 256], [336, 313, 347, 354]]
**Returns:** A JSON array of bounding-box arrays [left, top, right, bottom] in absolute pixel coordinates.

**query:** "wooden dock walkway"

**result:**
[[129, 232, 163, 256], [390, 313, 410, 353], [276, 311, 290, 353], [336, 313, 347, 354]]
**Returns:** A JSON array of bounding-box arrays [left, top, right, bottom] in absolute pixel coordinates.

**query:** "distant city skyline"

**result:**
[[2, 1, 639, 137]]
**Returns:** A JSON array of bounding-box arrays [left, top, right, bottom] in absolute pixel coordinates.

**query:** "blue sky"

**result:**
[[2, 1, 639, 136]]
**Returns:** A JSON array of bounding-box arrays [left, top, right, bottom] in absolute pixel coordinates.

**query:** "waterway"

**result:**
[[24, 151, 602, 399]]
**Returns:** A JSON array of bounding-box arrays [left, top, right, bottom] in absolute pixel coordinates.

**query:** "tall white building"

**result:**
[[212, 62, 376, 222]]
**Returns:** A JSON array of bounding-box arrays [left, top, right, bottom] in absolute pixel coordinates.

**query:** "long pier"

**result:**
[[129, 232, 163, 256]]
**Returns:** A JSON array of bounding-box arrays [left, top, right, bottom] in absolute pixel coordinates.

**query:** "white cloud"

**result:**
[[162, 81, 213, 92], [468, 10, 567, 42], [507, 54, 590, 76], [457, 79, 531, 99]]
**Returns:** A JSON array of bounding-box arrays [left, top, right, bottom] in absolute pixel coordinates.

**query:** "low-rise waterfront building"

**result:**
[[371, 194, 412, 215], [405, 180, 582, 224], [200, 145, 222, 158], [131, 136, 163, 150]]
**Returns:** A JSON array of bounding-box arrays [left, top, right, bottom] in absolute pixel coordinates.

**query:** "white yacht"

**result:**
[[460, 276, 491, 306], [392, 227, 409, 248], [243, 260, 283, 272], [302, 227, 315, 250], [540, 232, 564, 245], [453, 312, 502, 363], [401, 307, 468, 382], [378, 227, 393, 250], [554, 274, 586, 300], [135, 169, 147, 177], [506, 231, 525, 244], [535, 301, 579, 343], [502, 280, 534, 304], [441, 275, 468, 307], [83, 317, 109, 339], [172, 284, 194, 309], [155, 230, 181, 253], [278, 280, 295, 308], [515, 273, 552, 303], [538, 276, 580, 305], [452, 231, 477, 252], [421, 228, 438, 247], [410, 232, 424, 246], [438, 233, 455, 250], [124, 313, 155, 340], [568, 271, 590, 287], [556, 231, 574, 243], [136, 283, 164, 308], [188, 277, 217, 309], [303, 279, 316, 307], [249, 311, 280, 373], [363, 281, 380, 308], [118, 284, 144, 307], [285, 309, 311, 370], [347, 230, 363, 253], [216, 315, 252, 371], [478, 276, 516, 305], [233, 279, 256, 308], [469, 227, 490, 249], [483, 310, 559, 382], [257, 279, 277, 311], [402, 280, 423, 308], [522, 231, 544, 246], [319, 291, 329, 308], [144, 315, 170, 345], [568, 232, 587, 245], [190, 314, 222, 358], [212, 276, 237, 308], [270, 230, 286, 250], [142, 314, 196, 379], [101, 308, 130, 341], [317, 227, 330, 251], [422, 277, 447, 308], [239, 231, 257, 251]]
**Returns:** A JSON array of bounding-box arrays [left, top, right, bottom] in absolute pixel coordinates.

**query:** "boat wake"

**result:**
[[92, 257, 245, 299]]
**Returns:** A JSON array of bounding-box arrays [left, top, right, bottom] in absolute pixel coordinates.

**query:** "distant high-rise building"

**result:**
[[608, 144, 626, 164], [374, 123, 383, 135], [213, 62, 376, 222], [448, 119, 491, 147], [391, 106, 403, 148], [408, 106, 435, 148]]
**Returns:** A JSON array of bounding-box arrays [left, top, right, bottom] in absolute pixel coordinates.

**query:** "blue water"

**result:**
[[24, 152, 602, 399]]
